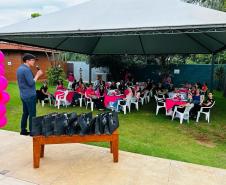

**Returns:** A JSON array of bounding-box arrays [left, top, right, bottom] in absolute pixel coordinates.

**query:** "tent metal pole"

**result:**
[[210, 53, 216, 92], [89, 56, 92, 84]]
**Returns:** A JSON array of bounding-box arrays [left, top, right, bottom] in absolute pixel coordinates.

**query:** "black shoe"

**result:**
[[20, 131, 30, 136]]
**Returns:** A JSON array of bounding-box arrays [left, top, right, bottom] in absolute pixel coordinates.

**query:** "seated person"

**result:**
[[201, 82, 208, 96], [71, 81, 85, 105], [118, 80, 126, 94], [37, 81, 53, 104], [191, 92, 213, 118], [174, 93, 193, 113], [192, 89, 201, 105], [85, 84, 104, 109], [56, 80, 66, 91], [71, 79, 77, 90], [110, 81, 117, 90]]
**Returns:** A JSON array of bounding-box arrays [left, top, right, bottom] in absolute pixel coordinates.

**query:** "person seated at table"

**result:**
[[156, 83, 165, 99], [110, 81, 117, 90], [173, 93, 193, 113], [37, 81, 53, 104], [191, 92, 214, 118], [201, 82, 208, 96], [118, 80, 126, 94], [168, 84, 174, 92], [96, 79, 106, 109], [85, 84, 104, 109], [56, 80, 66, 91], [192, 89, 202, 105], [71, 81, 85, 106], [71, 79, 77, 90], [190, 85, 197, 95], [98, 79, 106, 97], [146, 79, 153, 91]]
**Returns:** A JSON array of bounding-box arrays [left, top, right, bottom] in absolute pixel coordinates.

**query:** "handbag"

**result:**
[[31, 115, 45, 136], [54, 113, 68, 136], [108, 111, 119, 134], [42, 113, 58, 136], [78, 112, 92, 135], [65, 112, 79, 135], [100, 112, 110, 135]]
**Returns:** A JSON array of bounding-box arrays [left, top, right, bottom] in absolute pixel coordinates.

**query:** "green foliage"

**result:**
[[183, 0, 224, 10], [58, 52, 89, 62], [46, 66, 65, 85], [31, 13, 42, 18]]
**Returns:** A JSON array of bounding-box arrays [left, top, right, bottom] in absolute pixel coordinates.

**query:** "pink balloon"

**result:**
[[0, 91, 10, 104], [0, 116, 7, 128], [0, 50, 4, 63], [0, 65, 4, 76], [0, 105, 6, 117], [0, 76, 8, 91]]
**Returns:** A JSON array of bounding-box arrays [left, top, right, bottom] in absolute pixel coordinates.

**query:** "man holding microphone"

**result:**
[[17, 53, 43, 136]]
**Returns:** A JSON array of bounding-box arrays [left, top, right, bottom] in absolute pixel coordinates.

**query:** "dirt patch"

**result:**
[[195, 135, 216, 148]]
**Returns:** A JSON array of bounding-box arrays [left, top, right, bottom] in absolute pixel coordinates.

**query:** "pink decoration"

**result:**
[[0, 65, 4, 76], [0, 76, 8, 91], [0, 51, 9, 128], [0, 116, 7, 128], [0, 91, 10, 104], [0, 104, 6, 117], [0, 50, 4, 63]]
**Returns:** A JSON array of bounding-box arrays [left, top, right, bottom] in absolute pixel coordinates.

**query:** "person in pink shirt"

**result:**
[[67, 72, 75, 89], [56, 80, 66, 91], [85, 84, 104, 110]]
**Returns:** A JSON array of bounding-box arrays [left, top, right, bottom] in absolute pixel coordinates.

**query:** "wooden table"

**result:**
[[33, 130, 119, 168]]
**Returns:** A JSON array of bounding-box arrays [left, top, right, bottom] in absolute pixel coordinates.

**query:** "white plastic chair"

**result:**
[[143, 90, 150, 104], [196, 101, 215, 123], [131, 92, 140, 111], [117, 96, 132, 115], [85, 92, 94, 111], [78, 93, 86, 107], [55, 90, 70, 109], [172, 104, 194, 124], [154, 95, 166, 115], [41, 96, 51, 107]]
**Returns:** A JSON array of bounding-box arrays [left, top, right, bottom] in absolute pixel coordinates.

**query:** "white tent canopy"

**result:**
[[0, 0, 226, 55]]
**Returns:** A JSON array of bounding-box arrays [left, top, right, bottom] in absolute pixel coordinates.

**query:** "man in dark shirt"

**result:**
[[17, 53, 43, 135]]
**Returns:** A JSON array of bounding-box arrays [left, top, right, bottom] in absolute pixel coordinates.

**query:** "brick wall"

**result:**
[[2, 51, 67, 82]]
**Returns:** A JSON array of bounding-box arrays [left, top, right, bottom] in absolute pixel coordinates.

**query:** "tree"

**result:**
[[183, 0, 224, 10], [31, 13, 42, 18]]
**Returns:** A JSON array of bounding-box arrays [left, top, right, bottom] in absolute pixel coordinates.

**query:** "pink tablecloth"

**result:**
[[165, 98, 186, 111], [104, 95, 125, 107], [54, 91, 74, 103]]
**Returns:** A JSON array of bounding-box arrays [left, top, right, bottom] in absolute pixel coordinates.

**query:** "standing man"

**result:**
[[17, 53, 43, 135]]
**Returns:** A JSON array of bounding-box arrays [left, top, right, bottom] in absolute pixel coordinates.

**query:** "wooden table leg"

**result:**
[[110, 141, 113, 153], [33, 138, 41, 168], [112, 138, 118, 163], [40, 145, 45, 158]]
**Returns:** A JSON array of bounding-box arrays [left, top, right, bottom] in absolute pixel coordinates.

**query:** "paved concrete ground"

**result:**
[[0, 130, 225, 185]]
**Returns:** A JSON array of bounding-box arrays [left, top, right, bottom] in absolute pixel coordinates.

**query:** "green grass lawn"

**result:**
[[3, 82, 226, 169]]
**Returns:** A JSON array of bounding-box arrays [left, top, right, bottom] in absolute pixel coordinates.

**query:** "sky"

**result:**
[[0, 0, 90, 28]]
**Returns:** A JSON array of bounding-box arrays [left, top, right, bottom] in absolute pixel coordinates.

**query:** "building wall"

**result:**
[[68, 61, 109, 83], [2, 50, 67, 82]]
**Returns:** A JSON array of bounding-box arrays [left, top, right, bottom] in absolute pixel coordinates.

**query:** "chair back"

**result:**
[[209, 101, 215, 109], [184, 103, 194, 114]]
